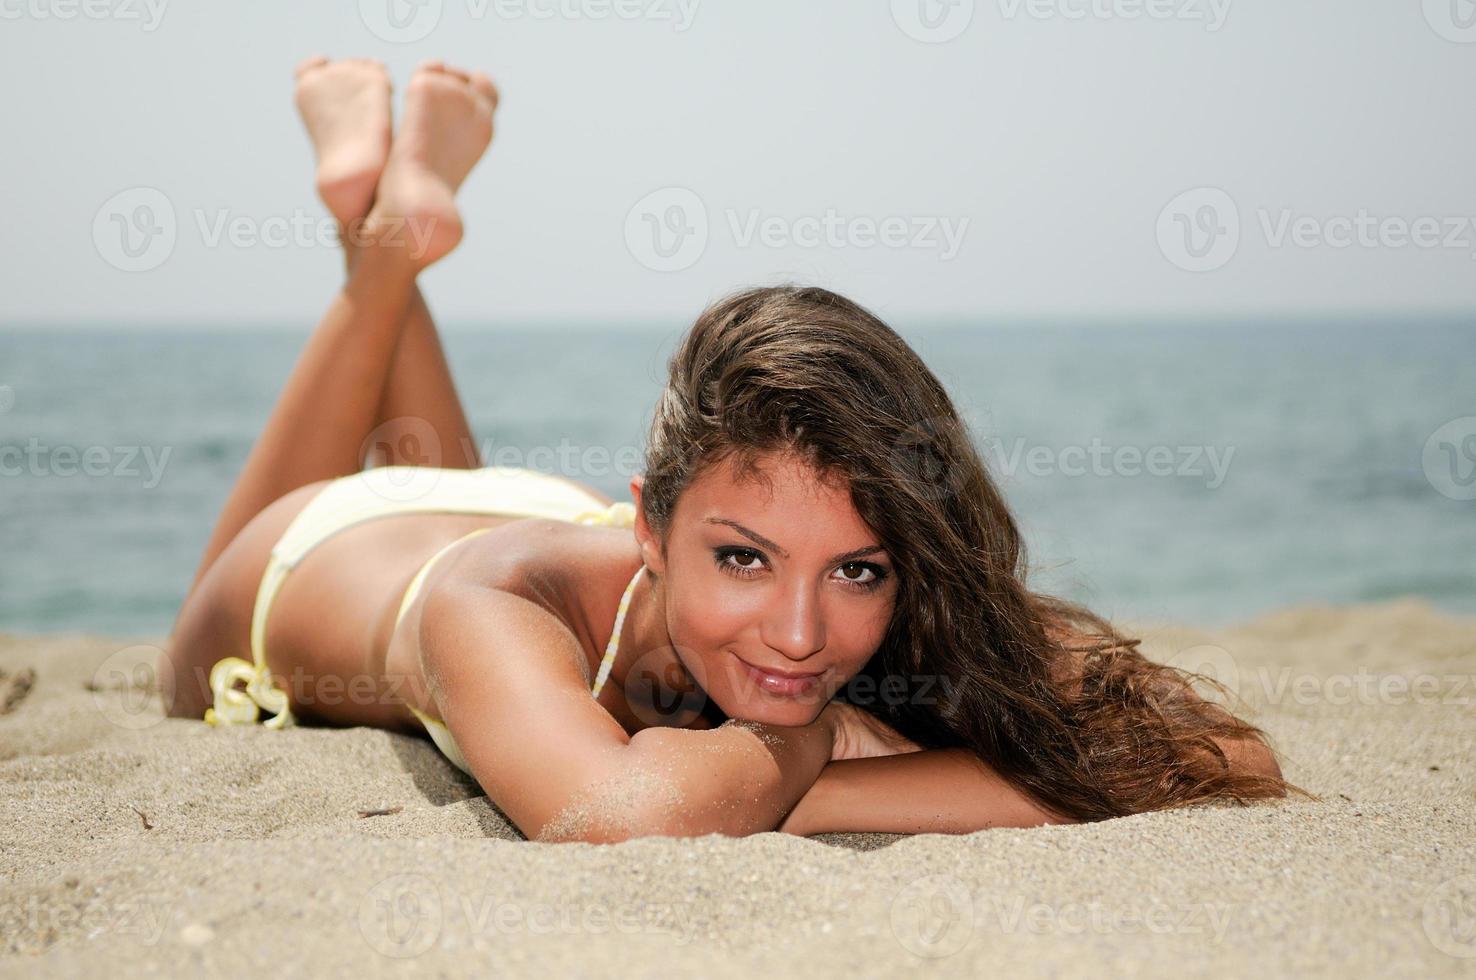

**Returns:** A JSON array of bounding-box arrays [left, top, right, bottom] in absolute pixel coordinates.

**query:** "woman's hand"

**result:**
[[820, 701, 925, 761]]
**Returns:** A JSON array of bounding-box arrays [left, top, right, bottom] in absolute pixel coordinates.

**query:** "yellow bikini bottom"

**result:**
[[202, 465, 642, 776]]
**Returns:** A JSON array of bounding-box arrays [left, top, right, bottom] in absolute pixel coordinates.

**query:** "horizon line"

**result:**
[[4, 307, 1475, 333]]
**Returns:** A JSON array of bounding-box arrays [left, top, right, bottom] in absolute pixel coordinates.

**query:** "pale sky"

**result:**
[[3, 1, 1475, 326]]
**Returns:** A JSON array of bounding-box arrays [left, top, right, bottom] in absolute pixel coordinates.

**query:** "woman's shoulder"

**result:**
[[413, 518, 631, 692], [452, 517, 624, 621]]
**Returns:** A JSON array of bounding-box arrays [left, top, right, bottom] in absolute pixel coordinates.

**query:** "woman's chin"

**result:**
[[716, 693, 825, 728]]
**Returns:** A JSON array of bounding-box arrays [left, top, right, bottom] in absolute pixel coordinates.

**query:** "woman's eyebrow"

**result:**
[[702, 518, 887, 565]]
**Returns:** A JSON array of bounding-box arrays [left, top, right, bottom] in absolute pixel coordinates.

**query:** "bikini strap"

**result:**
[[591, 563, 645, 699]]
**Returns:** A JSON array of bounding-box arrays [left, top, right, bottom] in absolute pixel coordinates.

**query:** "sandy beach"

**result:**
[[2, 596, 1473, 977]]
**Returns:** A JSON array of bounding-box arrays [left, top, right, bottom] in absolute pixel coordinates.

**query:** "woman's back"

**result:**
[[167, 466, 640, 733]]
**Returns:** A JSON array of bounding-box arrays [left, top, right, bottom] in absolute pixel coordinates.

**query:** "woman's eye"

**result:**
[[714, 549, 889, 593], [837, 563, 889, 592], [715, 548, 766, 578], [731, 551, 763, 571]]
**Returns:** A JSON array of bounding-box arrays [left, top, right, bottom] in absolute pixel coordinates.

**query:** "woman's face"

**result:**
[[632, 451, 899, 728]]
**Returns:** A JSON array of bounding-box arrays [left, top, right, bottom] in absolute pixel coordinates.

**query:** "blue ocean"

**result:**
[[1, 318, 1472, 636]]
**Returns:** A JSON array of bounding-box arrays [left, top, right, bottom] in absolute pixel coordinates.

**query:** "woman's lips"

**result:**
[[734, 655, 824, 697]]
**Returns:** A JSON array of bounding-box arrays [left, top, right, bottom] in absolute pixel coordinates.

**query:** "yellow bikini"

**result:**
[[203, 464, 644, 777], [396, 530, 644, 776]]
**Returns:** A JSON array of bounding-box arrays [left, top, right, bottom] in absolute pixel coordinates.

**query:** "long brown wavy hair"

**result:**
[[638, 284, 1310, 822]]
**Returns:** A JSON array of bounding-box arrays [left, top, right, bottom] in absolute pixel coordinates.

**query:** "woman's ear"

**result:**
[[629, 473, 666, 575]]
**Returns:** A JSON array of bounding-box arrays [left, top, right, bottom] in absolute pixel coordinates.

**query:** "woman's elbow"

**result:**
[[1217, 735, 1284, 782], [528, 795, 698, 844], [533, 803, 755, 844], [534, 808, 705, 844]]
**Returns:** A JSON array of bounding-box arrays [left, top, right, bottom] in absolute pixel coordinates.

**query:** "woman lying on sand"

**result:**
[[163, 57, 1300, 843]]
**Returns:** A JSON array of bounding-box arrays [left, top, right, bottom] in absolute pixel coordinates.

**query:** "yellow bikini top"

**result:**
[[392, 526, 644, 699], [389, 503, 643, 699], [402, 557, 645, 779]]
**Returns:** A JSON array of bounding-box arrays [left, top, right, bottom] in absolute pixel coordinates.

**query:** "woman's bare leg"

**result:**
[[296, 54, 495, 479], [183, 59, 498, 597], [373, 289, 483, 470], [296, 54, 487, 474], [184, 247, 417, 595]]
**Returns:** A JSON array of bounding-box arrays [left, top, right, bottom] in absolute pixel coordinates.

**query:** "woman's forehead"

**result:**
[[689, 450, 845, 504], [677, 451, 876, 547]]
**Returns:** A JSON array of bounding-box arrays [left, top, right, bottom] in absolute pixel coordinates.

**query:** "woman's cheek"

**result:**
[[674, 572, 756, 641]]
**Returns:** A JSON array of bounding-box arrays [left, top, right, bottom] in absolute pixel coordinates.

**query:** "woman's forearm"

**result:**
[[777, 748, 1078, 836], [621, 716, 834, 839]]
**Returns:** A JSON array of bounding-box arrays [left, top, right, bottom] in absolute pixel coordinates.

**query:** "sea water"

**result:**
[[0, 317, 1471, 635]]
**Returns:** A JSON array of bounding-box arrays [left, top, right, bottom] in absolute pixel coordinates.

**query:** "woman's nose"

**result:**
[[758, 577, 826, 661]]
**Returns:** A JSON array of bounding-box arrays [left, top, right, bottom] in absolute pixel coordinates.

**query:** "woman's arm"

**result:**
[[414, 575, 838, 843], [609, 715, 837, 841], [776, 733, 1286, 836], [777, 748, 1078, 836]]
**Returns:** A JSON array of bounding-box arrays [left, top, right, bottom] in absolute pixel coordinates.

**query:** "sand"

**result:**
[[2, 597, 1473, 977]]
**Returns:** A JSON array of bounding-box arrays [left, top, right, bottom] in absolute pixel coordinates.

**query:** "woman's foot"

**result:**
[[366, 60, 500, 269], [293, 56, 393, 228]]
